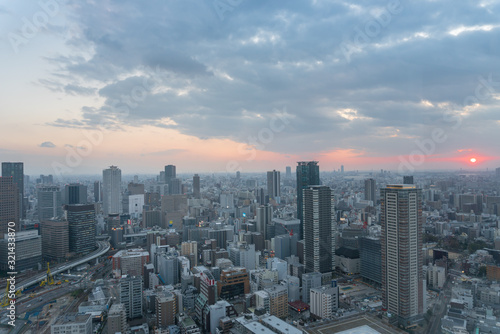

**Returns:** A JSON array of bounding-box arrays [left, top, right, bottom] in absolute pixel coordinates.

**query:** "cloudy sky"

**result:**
[[1, 0, 500, 175]]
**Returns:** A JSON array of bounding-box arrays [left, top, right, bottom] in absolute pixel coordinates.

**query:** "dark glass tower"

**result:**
[[2, 162, 24, 218], [66, 204, 96, 255], [303, 185, 335, 273], [296, 161, 320, 238], [65, 183, 87, 205], [193, 174, 200, 199], [0, 177, 19, 234]]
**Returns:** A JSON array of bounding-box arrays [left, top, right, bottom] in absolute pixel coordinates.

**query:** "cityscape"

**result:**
[[1, 163, 500, 334], [2, 1, 500, 334]]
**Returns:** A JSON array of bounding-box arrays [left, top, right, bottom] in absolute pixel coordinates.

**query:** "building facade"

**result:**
[[119, 275, 143, 319], [103, 166, 122, 215], [381, 184, 423, 327], [41, 219, 69, 262], [66, 204, 96, 255], [303, 185, 335, 274], [296, 161, 320, 239]]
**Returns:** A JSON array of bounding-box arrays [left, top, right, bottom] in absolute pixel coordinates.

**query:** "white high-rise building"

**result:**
[[381, 184, 423, 327], [310, 284, 339, 319], [103, 166, 122, 215]]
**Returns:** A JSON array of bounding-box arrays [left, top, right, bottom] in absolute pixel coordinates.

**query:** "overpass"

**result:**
[[1, 241, 110, 301]]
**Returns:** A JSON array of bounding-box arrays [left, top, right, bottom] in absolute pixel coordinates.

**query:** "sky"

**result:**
[[1, 0, 500, 176]]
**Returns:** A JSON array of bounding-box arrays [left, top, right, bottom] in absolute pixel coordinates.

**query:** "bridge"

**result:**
[[1, 241, 110, 301]]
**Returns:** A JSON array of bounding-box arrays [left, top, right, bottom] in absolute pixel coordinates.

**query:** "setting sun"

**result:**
[[470, 157, 477, 163]]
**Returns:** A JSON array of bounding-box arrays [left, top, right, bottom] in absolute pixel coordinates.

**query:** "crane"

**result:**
[[1, 280, 21, 307], [40, 262, 55, 287]]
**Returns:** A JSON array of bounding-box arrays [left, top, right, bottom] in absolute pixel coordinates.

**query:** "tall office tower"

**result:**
[[256, 205, 273, 240], [193, 174, 200, 199], [496, 168, 500, 178], [285, 166, 292, 179], [2, 162, 24, 218], [303, 185, 335, 274], [38, 174, 53, 184], [296, 161, 320, 238], [64, 183, 87, 205], [364, 178, 376, 203], [381, 185, 423, 327], [93, 181, 101, 203], [37, 186, 63, 221], [267, 170, 281, 203], [66, 204, 96, 255], [257, 188, 266, 206], [341, 165, 344, 173], [120, 275, 143, 319], [0, 177, 19, 235], [359, 236, 381, 287], [103, 166, 122, 215], [169, 178, 182, 195], [41, 219, 69, 262], [164, 165, 176, 183], [403, 175, 414, 184]]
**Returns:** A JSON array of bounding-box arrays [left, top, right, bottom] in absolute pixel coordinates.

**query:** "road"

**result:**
[[426, 276, 452, 334], [0, 241, 109, 301]]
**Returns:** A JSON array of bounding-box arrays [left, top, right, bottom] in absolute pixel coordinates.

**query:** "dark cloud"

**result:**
[[42, 0, 500, 157]]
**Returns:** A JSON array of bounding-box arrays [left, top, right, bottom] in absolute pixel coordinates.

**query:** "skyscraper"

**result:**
[[193, 174, 200, 199], [267, 170, 281, 203], [41, 219, 69, 262], [0, 177, 19, 235], [403, 176, 414, 184], [164, 165, 176, 183], [120, 275, 143, 319], [103, 166, 122, 215], [2, 162, 24, 218], [256, 205, 272, 240], [285, 166, 292, 179], [64, 183, 87, 205], [169, 178, 182, 195], [364, 178, 376, 203], [296, 161, 320, 238], [37, 186, 63, 221], [66, 204, 96, 255], [93, 181, 101, 203], [381, 184, 423, 327], [303, 185, 335, 274]]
